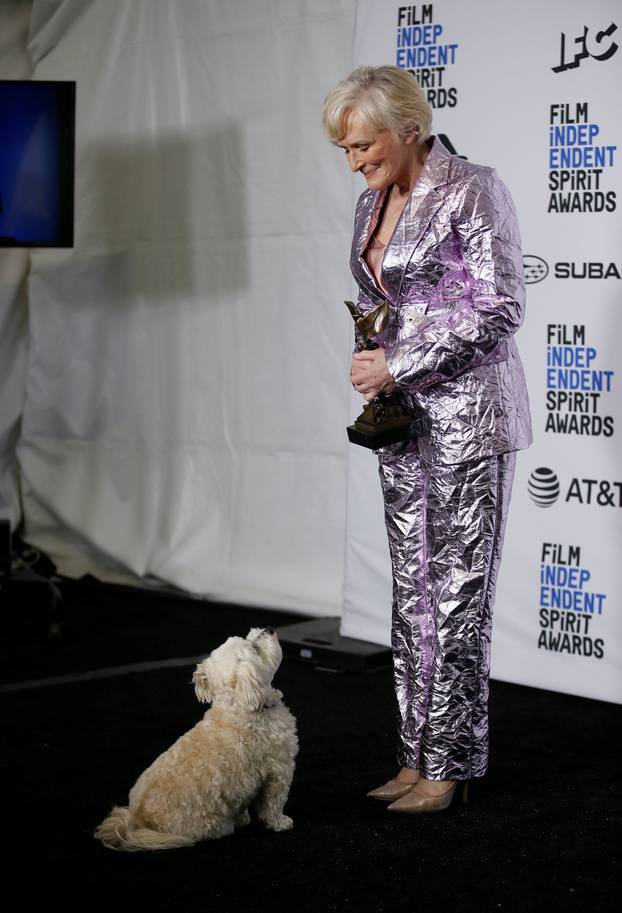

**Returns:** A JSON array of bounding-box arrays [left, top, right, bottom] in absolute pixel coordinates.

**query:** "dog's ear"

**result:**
[[193, 662, 213, 704], [233, 661, 264, 712]]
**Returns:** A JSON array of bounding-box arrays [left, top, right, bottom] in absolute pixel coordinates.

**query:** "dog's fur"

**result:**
[[95, 627, 298, 851]]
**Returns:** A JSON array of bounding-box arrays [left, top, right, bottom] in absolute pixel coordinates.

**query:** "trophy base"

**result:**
[[347, 417, 414, 450]]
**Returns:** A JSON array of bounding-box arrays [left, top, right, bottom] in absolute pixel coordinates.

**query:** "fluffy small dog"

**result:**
[[95, 627, 298, 851]]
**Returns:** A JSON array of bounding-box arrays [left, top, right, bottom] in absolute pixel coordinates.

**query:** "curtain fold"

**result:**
[[13, 0, 356, 613]]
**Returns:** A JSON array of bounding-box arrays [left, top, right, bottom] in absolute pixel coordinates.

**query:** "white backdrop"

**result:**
[[344, 0, 622, 704], [1, 0, 357, 614], [1, 1, 620, 702]]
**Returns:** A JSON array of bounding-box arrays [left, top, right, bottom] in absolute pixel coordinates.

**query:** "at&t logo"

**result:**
[[528, 468, 622, 507], [528, 467, 560, 507]]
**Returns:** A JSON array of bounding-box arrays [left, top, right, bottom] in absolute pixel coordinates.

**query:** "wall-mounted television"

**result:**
[[0, 80, 75, 248]]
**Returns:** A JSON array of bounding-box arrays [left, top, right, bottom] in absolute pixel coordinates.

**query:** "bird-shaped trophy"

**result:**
[[345, 299, 418, 449]]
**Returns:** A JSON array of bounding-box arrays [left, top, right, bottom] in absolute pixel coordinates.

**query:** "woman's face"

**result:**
[[337, 108, 415, 190]]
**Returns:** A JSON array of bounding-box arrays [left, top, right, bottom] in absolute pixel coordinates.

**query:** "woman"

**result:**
[[322, 66, 532, 813]]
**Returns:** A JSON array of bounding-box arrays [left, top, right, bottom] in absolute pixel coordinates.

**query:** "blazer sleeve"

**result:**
[[384, 169, 525, 391]]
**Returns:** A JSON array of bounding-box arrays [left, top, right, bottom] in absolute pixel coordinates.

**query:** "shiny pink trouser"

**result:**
[[377, 445, 516, 781]]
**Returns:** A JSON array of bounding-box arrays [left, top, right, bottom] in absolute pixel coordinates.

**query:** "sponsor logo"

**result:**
[[524, 255, 549, 284], [395, 5, 459, 109], [528, 467, 622, 506], [538, 542, 606, 659], [566, 478, 622, 506], [548, 103, 617, 213], [554, 262, 621, 279], [552, 22, 618, 73], [545, 324, 615, 437], [523, 257, 620, 282], [528, 467, 560, 507]]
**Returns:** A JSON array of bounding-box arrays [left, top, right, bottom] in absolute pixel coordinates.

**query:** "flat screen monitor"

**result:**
[[0, 80, 75, 248]]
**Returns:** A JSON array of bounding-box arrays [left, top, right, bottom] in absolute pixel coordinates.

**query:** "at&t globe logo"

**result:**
[[528, 467, 560, 507]]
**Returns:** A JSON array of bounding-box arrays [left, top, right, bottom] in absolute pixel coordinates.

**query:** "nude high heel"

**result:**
[[366, 774, 420, 801], [386, 780, 468, 813]]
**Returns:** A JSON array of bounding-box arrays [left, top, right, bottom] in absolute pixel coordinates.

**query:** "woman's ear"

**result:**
[[193, 660, 213, 704]]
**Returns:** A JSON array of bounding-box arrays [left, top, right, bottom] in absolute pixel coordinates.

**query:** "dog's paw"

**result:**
[[266, 814, 293, 832]]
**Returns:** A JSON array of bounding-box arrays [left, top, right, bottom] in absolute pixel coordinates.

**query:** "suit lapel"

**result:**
[[351, 189, 387, 304]]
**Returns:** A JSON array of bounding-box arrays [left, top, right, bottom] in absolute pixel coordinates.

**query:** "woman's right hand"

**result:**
[[351, 349, 396, 400]]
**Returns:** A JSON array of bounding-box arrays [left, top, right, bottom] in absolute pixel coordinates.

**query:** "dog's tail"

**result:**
[[94, 806, 194, 852]]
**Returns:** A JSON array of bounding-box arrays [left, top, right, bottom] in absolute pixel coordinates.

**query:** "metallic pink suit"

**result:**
[[350, 137, 532, 780]]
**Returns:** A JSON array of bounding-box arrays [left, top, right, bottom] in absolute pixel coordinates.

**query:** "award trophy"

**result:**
[[345, 299, 420, 450]]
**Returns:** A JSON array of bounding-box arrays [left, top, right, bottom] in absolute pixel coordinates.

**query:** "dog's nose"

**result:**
[[264, 626, 275, 635]]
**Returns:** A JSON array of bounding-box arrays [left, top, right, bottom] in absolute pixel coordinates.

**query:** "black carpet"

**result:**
[[2, 578, 620, 912]]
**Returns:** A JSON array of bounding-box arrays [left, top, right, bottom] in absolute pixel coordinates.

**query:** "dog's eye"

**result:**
[[241, 643, 256, 657]]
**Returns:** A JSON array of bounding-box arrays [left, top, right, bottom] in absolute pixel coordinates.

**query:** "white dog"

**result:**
[[95, 627, 298, 851]]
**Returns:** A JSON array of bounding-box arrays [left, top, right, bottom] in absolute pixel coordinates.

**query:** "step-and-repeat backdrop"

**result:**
[[341, 0, 621, 703]]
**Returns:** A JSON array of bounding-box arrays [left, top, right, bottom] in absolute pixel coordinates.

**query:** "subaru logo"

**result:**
[[524, 255, 549, 285]]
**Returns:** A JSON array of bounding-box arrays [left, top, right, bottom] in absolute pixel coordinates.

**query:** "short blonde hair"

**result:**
[[321, 65, 433, 145]]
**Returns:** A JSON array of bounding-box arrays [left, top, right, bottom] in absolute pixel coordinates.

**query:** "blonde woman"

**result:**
[[322, 66, 532, 813]]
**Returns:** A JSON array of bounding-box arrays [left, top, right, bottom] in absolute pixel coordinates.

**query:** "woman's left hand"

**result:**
[[351, 348, 396, 401]]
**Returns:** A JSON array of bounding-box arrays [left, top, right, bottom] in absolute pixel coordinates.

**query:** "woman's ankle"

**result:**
[[415, 777, 455, 795], [396, 767, 419, 783]]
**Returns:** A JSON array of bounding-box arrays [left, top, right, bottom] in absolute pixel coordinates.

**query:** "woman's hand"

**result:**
[[351, 348, 396, 401]]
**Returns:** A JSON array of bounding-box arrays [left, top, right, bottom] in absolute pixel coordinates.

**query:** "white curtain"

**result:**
[[0, 0, 32, 531], [4, 0, 357, 614]]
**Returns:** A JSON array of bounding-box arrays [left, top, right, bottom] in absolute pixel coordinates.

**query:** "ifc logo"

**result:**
[[523, 255, 549, 285], [528, 467, 560, 507]]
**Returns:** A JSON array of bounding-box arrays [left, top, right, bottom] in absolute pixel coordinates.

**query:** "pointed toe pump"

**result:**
[[387, 780, 468, 813], [367, 775, 420, 801]]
